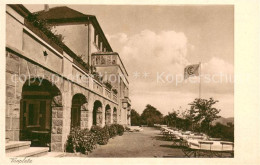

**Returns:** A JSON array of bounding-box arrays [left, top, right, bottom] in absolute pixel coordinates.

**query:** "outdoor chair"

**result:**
[[172, 135, 184, 147], [182, 141, 213, 157], [197, 141, 215, 157], [212, 141, 234, 158], [160, 128, 166, 135], [181, 141, 197, 157], [163, 131, 173, 141]]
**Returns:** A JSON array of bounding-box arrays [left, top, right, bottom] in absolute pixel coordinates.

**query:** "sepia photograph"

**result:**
[[2, 1, 260, 164]]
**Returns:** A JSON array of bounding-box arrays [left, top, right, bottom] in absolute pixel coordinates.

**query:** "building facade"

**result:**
[[6, 5, 131, 152]]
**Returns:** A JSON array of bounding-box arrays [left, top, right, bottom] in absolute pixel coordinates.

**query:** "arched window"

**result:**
[[71, 94, 87, 129], [93, 100, 102, 126], [105, 104, 111, 125]]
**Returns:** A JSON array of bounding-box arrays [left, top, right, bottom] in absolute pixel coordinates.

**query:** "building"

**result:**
[[5, 4, 131, 154]]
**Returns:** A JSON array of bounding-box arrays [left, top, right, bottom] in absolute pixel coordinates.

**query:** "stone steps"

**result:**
[[6, 147, 49, 157], [42, 152, 64, 157], [6, 141, 64, 157], [6, 141, 31, 153]]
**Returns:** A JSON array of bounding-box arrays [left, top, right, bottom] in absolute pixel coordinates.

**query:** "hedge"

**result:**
[[66, 124, 125, 154]]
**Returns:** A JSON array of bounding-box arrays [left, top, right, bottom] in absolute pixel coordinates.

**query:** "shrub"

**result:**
[[116, 124, 125, 136], [66, 124, 126, 154], [104, 81, 112, 90], [66, 127, 97, 154], [91, 125, 110, 145], [102, 125, 111, 140], [108, 124, 118, 138], [112, 89, 118, 95]]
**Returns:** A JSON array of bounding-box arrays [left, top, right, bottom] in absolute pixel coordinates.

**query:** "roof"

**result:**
[[8, 4, 31, 17], [35, 6, 113, 52], [35, 6, 94, 20]]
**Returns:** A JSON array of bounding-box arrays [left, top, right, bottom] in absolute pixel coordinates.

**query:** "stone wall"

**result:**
[[6, 51, 23, 141], [6, 50, 66, 151]]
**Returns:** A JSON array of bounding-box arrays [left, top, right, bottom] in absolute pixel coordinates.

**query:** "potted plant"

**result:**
[[112, 88, 118, 95], [104, 81, 112, 90]]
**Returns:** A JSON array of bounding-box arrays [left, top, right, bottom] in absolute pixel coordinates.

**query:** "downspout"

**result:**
[[87, 16, 91, 73]]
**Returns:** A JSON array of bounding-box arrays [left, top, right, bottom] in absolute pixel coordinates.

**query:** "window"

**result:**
[[28, 103, 39, 126], [23, 100, 50, 128], [107, 55, 111, 65], [96, 56, 100, 65], [92, 57, 95, 65], [112, 55, 117, 64], [101, 56, 106, 64]]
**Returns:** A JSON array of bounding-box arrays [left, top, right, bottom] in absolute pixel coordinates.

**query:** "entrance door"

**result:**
[[20, 99, 51, 147]]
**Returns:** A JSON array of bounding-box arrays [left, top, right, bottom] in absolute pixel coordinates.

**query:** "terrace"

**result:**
[[63, 126, 233, 158]]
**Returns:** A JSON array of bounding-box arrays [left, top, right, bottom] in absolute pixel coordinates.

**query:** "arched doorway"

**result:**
[[105, 104, 111, 125], [113, 107, 117, 124], [93, 100, 102, 126], [20, 78, 61, 148], [71, 94, 87, 129]]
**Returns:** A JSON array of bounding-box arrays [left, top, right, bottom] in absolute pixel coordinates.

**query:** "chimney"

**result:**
[[44, 4, 49, 12]]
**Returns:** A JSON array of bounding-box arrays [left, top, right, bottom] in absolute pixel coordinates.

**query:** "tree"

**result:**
[[130, 109, 141, 126], [188, 98, 221, 133], [140, 104, 163, 126], [163, 110, 179, 127], [209, 122, 234, 142]]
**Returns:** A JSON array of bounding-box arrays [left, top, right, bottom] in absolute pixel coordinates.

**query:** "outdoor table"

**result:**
[[31, 130, 50, 148], [182, 139, 234, 157], [162, 128, 175, 140], [160, 125, 168, 128], [171, 132, 198, 147]]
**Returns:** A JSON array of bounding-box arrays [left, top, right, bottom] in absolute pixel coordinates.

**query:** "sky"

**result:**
[[25, 5, 234, 118]]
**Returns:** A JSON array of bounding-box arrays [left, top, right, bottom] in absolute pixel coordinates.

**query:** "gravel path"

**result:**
[[83, 127, 185, 158]]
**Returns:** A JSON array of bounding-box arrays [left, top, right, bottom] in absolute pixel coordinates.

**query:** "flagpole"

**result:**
[[199, 62, 201, 99]]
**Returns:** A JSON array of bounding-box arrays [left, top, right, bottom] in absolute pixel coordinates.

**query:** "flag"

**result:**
[[184, 63, 200, 79]]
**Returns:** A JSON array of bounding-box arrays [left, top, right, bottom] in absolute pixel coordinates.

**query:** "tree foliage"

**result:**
[[188, 98, 221, 133], [209, 122, 234, 142], [140, 104, 163, 126], [130, 109, 141, 126], [163, 110, 179, 127]]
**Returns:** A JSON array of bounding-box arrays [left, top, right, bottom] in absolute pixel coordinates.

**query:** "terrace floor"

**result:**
[[65, 127, 185, 158]]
